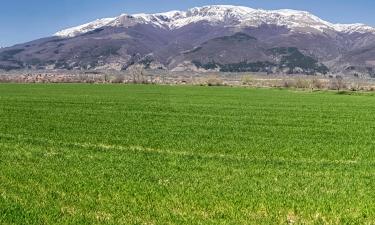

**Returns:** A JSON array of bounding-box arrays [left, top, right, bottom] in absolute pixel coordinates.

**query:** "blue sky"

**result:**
[[1, 0, 375, 47]]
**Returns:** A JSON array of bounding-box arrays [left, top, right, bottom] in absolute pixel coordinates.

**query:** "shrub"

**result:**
[[329, 76, 346, 91], [349, 83, 360, 91], [241, 75, 253, 86], [295, 78, 310, 89], [312, 78, 325, 90], [282, 79, 296, 88], [111, 75, 125, 83], [206, 75, 224, 86]]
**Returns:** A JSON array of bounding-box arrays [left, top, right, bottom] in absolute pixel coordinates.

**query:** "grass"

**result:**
[[1, 84, 375, 224]]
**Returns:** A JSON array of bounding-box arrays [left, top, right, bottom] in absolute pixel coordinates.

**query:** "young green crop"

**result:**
[[1, 84, 375, 224]]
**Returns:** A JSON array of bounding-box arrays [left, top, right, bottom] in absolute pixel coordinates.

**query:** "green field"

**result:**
[[1, 84, 375, 224]]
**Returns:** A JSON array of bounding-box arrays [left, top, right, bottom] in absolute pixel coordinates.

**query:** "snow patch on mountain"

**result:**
[[333, 23, 375, 34], [55, 18, 116, 37], [54, 5, 375, 37]]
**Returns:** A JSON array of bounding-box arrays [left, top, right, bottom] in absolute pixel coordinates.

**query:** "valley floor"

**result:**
[[1, 84, 375, 224]]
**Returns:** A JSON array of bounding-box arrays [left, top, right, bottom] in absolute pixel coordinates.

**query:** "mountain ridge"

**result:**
[[55, 5, 375, 37]]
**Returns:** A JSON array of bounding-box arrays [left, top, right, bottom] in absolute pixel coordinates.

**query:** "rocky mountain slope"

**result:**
[[2, 5, 375, 76]]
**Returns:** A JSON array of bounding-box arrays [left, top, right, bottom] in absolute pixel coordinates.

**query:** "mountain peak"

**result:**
[[188, 5, 256, 13]]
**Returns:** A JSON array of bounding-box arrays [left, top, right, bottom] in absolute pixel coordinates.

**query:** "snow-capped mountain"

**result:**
[[2, 5, 375, 76], [55, 5, 375, 37]]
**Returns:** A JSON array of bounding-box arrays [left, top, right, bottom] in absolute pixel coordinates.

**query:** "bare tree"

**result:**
[[128, 64, 145, 84], [312, 78, 325, 90], [330, 76, 346, 91]]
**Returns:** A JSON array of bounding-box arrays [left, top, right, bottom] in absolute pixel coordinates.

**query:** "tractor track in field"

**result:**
[[0, 132, 363, 167]]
